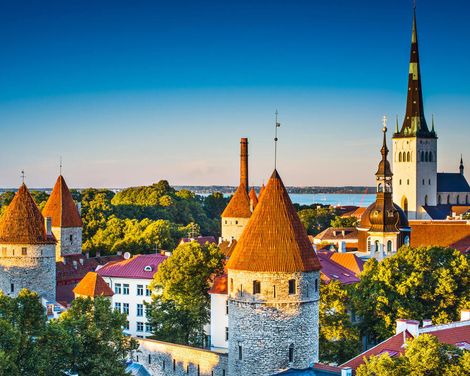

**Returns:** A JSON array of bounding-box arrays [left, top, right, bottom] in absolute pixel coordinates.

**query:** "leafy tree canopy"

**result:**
[[330, 215, 357, 228], [298, 207, 336, 236]]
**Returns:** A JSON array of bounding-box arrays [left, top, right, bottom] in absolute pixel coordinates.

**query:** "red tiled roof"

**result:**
[[219, 239, 237, 257], [73, 271, 114, 297], [179, 236, 217, 246], [97, 254, 167, 279], [341, 207, 367, 219], [341, 331, 413, 370], [43, 175, 83, 228], [0, 184, 56, 245], [317, 251, 361, 285], [315, 227, 359, 241], [221, 184, 251, 218], [227, 170, 321, 273], [330, 252, 364, 276], [258, 184, 266, 200], [422, 323, 470, 346], [313, 363, 343, 373], [249, 187, 258, 209], [410, 220, 470, 253], [208, 274, 227, 294]]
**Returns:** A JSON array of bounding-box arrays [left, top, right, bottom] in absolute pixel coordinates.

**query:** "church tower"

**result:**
[[42, 175, 83, 261], [392, 8, 437, 219], [0, 184, 56, 301], [221, 138, 252, 242], [358, 123, 410, 258], [226, 170, 321, 376]]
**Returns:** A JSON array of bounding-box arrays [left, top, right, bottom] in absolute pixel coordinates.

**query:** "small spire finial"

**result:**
[[382, 115, 388, 133], [21, 170, 25, 184], [274, 110, 281, 170], [460, 154, 465, 175], [59, 156, 63, 175]]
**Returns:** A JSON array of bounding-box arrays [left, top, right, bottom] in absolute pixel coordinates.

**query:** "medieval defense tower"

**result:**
[[42, 175, 83, 261], [0, 184, 56, 301], [392, 8, 438, 219], [226, 170, 321, 376]]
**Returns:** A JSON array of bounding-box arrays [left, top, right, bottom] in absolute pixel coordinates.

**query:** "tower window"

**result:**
[[148, 354, 151, 364], [10, 283, 14, 293], [252, 280, 261, 295], [225, 299, 229, 315], [315, 278, 318, 293], [438, 195, 442, 205], [289, 344, 294, 363], [399, 153, 402, 162], [407, 179, 410, 185], [225, 327, 229, 341], [404, 236, 410, 246], [173, 359, 176, 371], [21, 247, 27, 256], [239, 284, 243, 297], [1, 247, 6, 257], [273, 285, 276, 298], [70, 234, 73, 243], [422, 179, 425, 185], [429, 152, 433, 162], [425, 195, 428, 206], [399, 179, 402, 185], [425, 151, 429, 162], [421, 151, 425, 162], [387, 240, 392, 254], [367, 237, 371, 252], [230, 278, 233, 292], [457, 195, 460, 205], [238, 345, 243, 360], [429, 179, 431, 185], [447, 195, 450, 204], [288, 279, 296, 295]]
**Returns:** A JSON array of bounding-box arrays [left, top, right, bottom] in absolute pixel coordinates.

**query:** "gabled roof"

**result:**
[[73, 271, 114, 297], [314, 227, 358, 241], [226, 170, 321, 273], [329, 252, 364, 276], [179, 236, 217, 246], [219, 239, 237, 257], [97, 254, 167, 279], [42, 175, 83, 228], [0, 184, 55, 245], [437, 173, 470, 193], [420, 322, 470, 347], [208, 274, 228, 295], [221, 184, 252, 218], [317, 251, 361, 285], [341, 330, 413, 370]]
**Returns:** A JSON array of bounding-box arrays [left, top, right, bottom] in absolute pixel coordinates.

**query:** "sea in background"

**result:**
[[288, 193, 375, 207]]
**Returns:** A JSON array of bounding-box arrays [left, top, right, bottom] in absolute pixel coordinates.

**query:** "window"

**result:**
[[123, 284, 129, 295], [137, 304, 143, 317], [399, 152, 402, 162], [387, 240, 392, 254], [12, 249, 14, 256], [273, 285, 276, 298], [114, 283, 122, 294], [288, 279, 296, 295], [447, 195, 451, 204], [438, 195, 442, 204], [425, 195, 428, 206], [253, 280, 261, 295], [163, 360, 166, 371], [289, 344, 294, 363], [407, 152, 411, 162], [123, 303, 129, 314], [429, 179, 431, 185], [404, 236, 410, 247], [239, 284, 243, 297], [173, 359, 176, 371], [145, 285, 151, 296], [230, 278, 233, 292], [429, 152, 433, 162], [399, 179, 402, 185], [425, 151, 429, 162], [70, 234, 73, 244], [457, 195, 460, 204], [21, 247, 27, 256], [235, 220, 238, 225], [10, 284, 14, 293], [225, 299, 229, 315], [137, 285, 144, 296], [421, 151, 425, 161], [422, 179, 425, 185], [148, 354, 151, 364], [145, 323, 153, 333], [315, 278, 318, 293], [225, 327, 229, 341], [407, 179, 410, 185], [115, 302, 121, 312], [238, 345, 243, 360], [375, 240, 380, 253], [136, 322, 144, 332], [2, 247, 6, 257], [124, 321, 129, 330]]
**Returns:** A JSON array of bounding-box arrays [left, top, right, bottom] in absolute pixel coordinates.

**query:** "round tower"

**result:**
[[42, 175, 83, 261], [226, 170, 321, 376], [0, 184, 56, 302]]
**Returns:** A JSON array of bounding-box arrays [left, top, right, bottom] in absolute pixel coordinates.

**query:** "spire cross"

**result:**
[[274, 110, 281, 169]]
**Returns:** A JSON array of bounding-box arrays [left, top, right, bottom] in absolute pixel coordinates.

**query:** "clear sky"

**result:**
[[0, 0, 469, 188]]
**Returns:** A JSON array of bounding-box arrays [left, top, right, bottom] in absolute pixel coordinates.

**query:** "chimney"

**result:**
[[461, 309, 470, 321], [422, 319, 433, 327], [240, 138, 249, 191], [45, 217, 52, 236], [341, 368, 353, 376], [396, 319, 419, 338]]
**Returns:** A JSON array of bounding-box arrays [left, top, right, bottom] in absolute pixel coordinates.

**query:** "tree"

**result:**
[[298, 207, 335, 236], [319, 280, 361, 364], [353, 246, 470, 340], [147, 242, 225, 346], [330, 215, 357, 228], [356, 334, 464, 376], [203, 192, 228, 219], [56, 297, 138, 376]]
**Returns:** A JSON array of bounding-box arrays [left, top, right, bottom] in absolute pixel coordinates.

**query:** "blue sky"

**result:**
[[0, 0, 469, 188]]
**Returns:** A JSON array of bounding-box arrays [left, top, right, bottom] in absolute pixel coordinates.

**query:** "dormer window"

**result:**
[[144, 265, 153, 272]]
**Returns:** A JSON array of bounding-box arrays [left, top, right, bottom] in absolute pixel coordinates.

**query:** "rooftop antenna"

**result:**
[[21, 170, 25, 184], [274, 110, 281, 169]]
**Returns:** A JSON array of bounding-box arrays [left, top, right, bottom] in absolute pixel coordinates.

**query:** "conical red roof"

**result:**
[[221, 184, 251, 218], [226, 170, 321, 272], [249, 187, 258, 209], [43, 175, 83, 228], [0, 184, 55, 244], [73, 272, 114, 297]]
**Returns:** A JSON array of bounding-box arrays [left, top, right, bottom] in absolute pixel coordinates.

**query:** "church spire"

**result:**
[[460, 155, 464, 175], [395, 6, 435, 138]]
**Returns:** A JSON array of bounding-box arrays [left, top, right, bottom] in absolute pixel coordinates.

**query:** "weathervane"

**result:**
[[382, 115, 387, 132], [21, 170, 25, 184], [274, 110, 281, 169]]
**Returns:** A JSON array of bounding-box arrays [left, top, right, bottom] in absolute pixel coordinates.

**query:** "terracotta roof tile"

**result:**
[[179, 236, 217, 246], [330, 252, 364, 276], [73, 271, 114, 297], [226, 170, 321, 273], [208, 274, 228, 294], [249, 187, 258, 210], [315, 227, 358, 241], [219, 239, 237, 257], [410, 220, 470, 253], [42, 175, 83, 228], [317, 251, 361, 285], [422, 324, 470, 346], [0, 184, 55, 245], [97, 254, 167, 279], [221, 184, 251, 218]]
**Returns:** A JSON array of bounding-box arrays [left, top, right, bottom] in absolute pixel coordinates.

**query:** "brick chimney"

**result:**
[[240, 138, 249, 191], [396, 319, 419, 338]]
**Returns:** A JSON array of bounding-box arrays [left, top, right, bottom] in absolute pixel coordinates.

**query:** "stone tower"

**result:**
[[0, 184, 56, 302], [357, 124, 410, 258], [392, 8, 438, 219], [221, 138, 252, 242], [42, 175, 83, 261], [226, 170, 321, 376]]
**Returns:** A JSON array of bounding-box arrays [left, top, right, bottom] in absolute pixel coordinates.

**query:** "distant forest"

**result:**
[[174, 186, 376, 195]]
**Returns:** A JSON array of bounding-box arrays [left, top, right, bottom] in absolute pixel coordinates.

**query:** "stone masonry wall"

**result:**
[[227, 270, 320, 376], [52, 226, 82, 260], [0, 243, 56, 301], [221, 217, 250, 242], [136, 338, 228, 376]]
